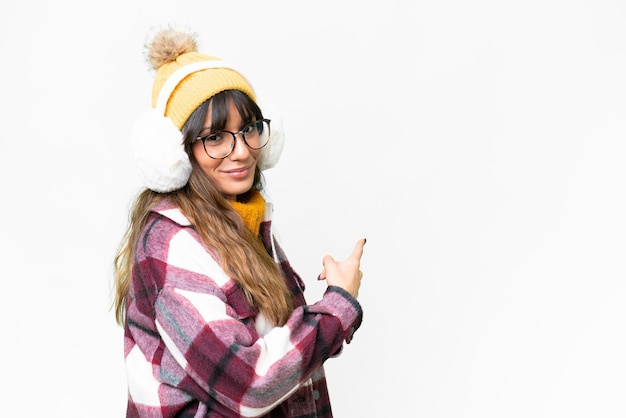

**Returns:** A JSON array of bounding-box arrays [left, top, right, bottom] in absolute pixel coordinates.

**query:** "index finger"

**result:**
[[350, 238, 367, 261]]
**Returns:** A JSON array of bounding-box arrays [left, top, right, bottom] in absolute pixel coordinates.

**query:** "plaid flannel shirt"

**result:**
[[123, 200, 362, 417]]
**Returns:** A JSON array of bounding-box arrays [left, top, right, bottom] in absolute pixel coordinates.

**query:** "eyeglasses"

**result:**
[[196, 119, 271, 159]]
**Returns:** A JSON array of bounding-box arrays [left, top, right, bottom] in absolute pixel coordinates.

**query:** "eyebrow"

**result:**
[[199, 120, 253, 134]]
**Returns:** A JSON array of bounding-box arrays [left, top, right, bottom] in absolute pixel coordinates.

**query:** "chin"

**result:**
[[224, 181, 255, 199]]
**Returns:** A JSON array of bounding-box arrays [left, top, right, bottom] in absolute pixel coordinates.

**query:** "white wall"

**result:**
[[1, 0, 625, 416]]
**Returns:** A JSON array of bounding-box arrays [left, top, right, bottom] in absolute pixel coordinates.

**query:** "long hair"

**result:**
[[113, 90, 293, 327]]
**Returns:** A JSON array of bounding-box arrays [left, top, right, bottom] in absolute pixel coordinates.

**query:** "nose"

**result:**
[[228, 132, 250, 160]]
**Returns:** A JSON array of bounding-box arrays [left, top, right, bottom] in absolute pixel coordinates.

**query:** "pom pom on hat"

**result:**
[[146, 27, 198, 71]]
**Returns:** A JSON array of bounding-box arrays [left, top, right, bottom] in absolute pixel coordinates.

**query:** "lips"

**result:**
[[222, 165, 252, 179]]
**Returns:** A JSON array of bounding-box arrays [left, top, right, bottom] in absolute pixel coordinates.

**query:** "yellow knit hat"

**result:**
[[148, 29, 256, 129]]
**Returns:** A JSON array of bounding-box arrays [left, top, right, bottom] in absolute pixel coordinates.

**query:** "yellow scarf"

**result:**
[[229, 189, 266, 237]]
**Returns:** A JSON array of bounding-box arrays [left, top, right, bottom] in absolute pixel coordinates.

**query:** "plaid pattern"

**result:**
[[123, 200, 363, 417]]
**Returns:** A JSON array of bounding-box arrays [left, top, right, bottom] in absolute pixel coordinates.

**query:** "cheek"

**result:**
[[192, 142, 221, 173], [191, 141, 204, 161], [250, 148, 262, 161]]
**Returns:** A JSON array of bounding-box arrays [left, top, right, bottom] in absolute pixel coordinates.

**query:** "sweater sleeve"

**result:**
[[131, 217, 362, 417]]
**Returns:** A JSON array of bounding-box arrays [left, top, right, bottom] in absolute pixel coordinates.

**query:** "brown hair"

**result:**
[[113, 90, 293, 327]]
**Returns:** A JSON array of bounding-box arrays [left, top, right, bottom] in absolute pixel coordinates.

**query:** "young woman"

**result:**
[[113, 26, 366, 417]]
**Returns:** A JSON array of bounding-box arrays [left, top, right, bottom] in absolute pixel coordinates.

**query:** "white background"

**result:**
[[1, 0, 625, 417]]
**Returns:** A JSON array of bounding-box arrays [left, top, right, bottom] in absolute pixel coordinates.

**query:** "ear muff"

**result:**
[[129, 107, 191, 193], [255, 95, 285, 171]]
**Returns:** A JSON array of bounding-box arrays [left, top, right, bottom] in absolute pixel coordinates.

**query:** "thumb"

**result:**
[[322, 255, 336, 269]]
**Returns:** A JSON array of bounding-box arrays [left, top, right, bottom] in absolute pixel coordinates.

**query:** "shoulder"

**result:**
[[136, 201, 234, 290], [152, 199, 193, 226], [138, 200, 199, 260]]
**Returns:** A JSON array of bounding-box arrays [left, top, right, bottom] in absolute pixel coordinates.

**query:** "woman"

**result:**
[[113, 26, 366, 417]]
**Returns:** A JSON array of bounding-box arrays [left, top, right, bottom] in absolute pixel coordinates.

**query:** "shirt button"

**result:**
[[313, 390, 320, 400]]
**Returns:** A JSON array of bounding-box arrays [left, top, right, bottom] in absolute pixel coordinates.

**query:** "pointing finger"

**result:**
[[350, 238, 367, 261]]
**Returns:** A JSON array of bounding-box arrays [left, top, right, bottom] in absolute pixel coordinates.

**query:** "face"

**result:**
[[192, 100, 261, 200]]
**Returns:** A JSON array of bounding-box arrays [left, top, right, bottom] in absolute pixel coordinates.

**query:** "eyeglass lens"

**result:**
[[202, 119, 270, 159]]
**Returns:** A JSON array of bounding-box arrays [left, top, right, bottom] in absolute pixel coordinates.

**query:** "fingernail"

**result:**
[[364, 238, 367, 244], [317, 274, 322, 281]]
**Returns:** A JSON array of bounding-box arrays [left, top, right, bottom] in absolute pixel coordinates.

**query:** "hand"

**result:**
[[318, 238, 366, 298]]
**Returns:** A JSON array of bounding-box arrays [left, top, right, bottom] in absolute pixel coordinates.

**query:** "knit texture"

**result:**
[[229, 189, 265, 237], [151, 51, 256, 129]]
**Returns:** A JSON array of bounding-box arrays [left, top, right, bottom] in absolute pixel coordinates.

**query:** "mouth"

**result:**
[[222, 165, 253, 179]]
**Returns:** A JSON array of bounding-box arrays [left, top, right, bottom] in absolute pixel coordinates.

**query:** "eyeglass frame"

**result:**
[[195, 118, 272, 159]]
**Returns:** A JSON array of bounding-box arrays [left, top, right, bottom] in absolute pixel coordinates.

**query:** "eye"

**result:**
[[242, 122, 258, 135], [200, 132, 226, 144]]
